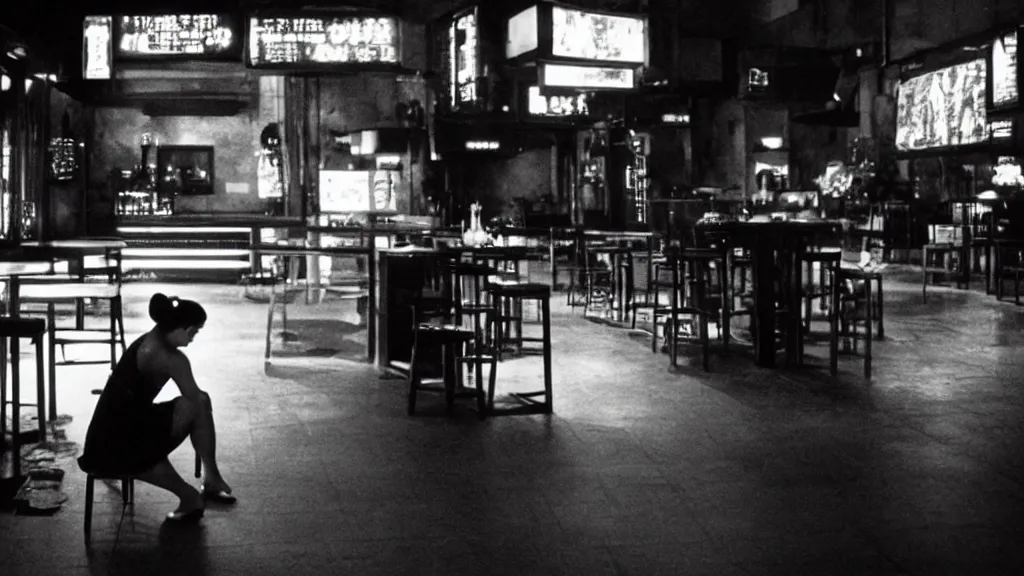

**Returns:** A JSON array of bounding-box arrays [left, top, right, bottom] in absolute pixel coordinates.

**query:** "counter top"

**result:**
[[117, 214, 305, 228]]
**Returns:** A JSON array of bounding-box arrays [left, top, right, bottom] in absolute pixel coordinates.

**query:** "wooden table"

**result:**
[[698, 220, 841, 368], [252, 244, 376, 363]]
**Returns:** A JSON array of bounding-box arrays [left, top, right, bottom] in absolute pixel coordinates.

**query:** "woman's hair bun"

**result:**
[[148, 293, 176, 325]]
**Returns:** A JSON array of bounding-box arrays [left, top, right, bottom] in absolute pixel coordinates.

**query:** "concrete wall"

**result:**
[[91, 107, 264, 214], [48, 88, 90, 238], [700, 99, 747, 193], [459, 147, 554, 222]]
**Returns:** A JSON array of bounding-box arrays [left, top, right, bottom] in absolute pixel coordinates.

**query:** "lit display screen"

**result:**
[[320, 170, 371, 212], [551, 7, 646, 64], [449, 9, 478, 108], [248, 16, 400, 67], [506, 6, 538, 59], [992, 30, 1018, 108], [896, 59, 988, 151], [541, 63, 635, 90], [83, 16, 113, 80], [528, 86, 588, 116], [116, 15, 237, 58]]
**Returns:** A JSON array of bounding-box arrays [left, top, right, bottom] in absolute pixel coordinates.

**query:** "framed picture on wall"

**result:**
[[156, 145, 215, 195]]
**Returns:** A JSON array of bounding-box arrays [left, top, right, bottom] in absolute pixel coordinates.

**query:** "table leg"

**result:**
[[752, 243, 777, 368], [864, 279, 873, 380], [11, 335, 20, 479], [875, 276, 885, 340], [789, 249, 803, 367]]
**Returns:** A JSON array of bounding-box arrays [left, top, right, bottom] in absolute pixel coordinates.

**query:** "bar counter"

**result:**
[[115, 214, 304, 277]]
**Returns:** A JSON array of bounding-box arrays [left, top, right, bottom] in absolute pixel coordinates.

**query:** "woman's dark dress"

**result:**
[[78, 336, 187, 475]]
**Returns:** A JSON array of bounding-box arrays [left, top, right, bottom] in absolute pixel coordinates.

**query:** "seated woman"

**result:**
[[78, 293, 234, 521]]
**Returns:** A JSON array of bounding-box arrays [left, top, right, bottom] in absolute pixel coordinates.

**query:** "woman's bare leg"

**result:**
[[174, 392, 231, 493], [137, 458, 203, 514]]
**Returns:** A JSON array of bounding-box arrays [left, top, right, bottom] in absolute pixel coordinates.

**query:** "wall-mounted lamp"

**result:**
[[760, 136, 784, 150], [0, 74, 9, 92], [465, 140, 499, 151], [33, 73, 57, 83]]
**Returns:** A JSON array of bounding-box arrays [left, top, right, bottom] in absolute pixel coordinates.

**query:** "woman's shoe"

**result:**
[[165, 508, 204, 523], [201, 484, 237, 504]]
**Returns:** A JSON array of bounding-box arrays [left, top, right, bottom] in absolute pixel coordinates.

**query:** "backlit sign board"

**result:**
[[540, 63, 635, 90], [528, 86, 588, 116], [506, 6, 539, 59], [990, 30, 1019, 110], [550, 7, 646, 64], [449, 9, 479, 108], [247, 16, 400, 68], [115, 15, 237, 58], [83, 16, 113, 80]]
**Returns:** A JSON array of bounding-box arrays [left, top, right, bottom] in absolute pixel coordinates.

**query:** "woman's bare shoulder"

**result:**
[[137, 333, 190, 371]]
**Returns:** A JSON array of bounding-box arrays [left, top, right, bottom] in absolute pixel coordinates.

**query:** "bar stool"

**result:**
[[407, 324, 489, 419], [922, 243, 965, 303], [800, 249, 841, 334], [485, 282, 553, 413], [657, 248, 725, 372], [0, 317, 47, 479], [444, 261, 499, 391], [84, 453, 202, 547], [797, 251, 842, 376], [836, 267, 877, 379]]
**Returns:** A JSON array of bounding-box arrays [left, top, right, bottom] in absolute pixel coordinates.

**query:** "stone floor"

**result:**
[[1, 274, 1024, 575]]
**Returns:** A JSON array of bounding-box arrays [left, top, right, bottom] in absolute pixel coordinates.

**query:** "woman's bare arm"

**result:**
[[156, 350, 206, 407]]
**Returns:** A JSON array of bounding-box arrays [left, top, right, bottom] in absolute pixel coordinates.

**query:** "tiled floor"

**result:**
[[2, 274, 1024, 575]]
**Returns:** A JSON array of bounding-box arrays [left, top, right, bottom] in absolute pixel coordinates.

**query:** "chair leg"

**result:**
[[264, 291, 276, 362], [84, 475, 95, 547], [407, 333, 421, 416], [47, 304, 57, 421], [195, 451, 203, 479], [109, 300, 117, 371], [116, 297, 127, 352], [34, 335, 46, 442]]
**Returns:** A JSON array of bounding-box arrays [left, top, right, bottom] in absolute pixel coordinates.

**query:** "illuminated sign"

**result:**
[[661, 113, 690, 124], [991, 30, 1018, 109], [465, 141, 499, 151], [83, 16, 113, 80], [449, 9, 479, 109], [528, 86, 588, 116], [506, 6, 539, 59], [551, 7, 646, 64], [991, 119, 1014, 139], [247, 16, 400, 67], [116, 15, 236, 58], [540, 63, 635, 90]]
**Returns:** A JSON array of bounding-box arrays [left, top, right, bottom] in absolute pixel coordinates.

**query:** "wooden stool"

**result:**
[[798, 251, 842, 376], [836, 268, 878, 379], [407, 324, 489, 419], [657, 248, 724, 372], [84, 452, 202, 547], [0, 317, 47, 479], [485, 282, 553, 414]]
